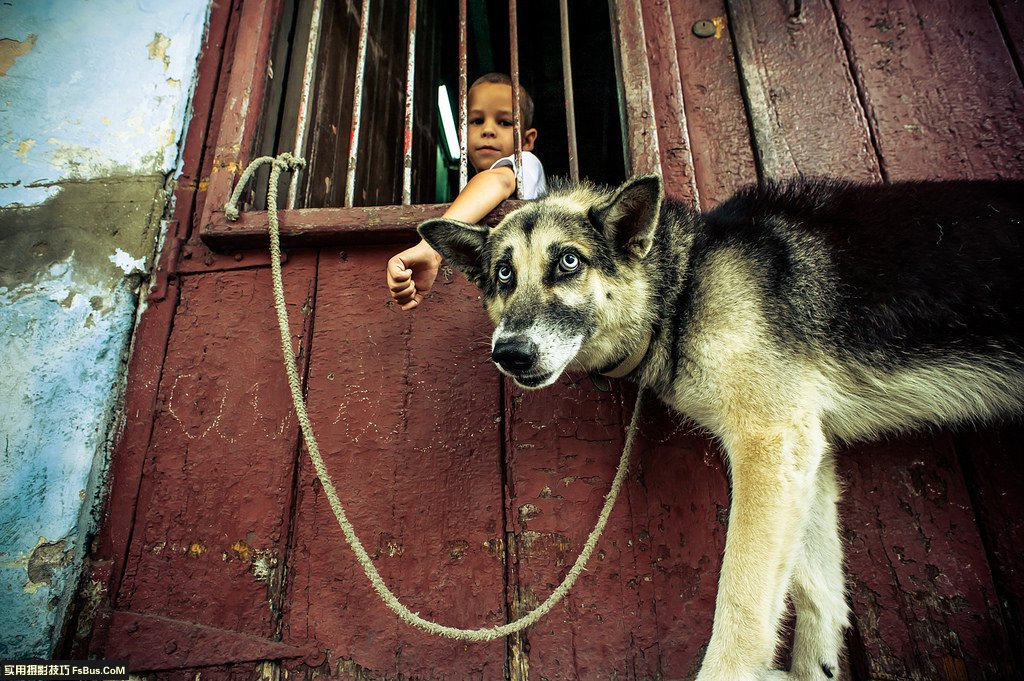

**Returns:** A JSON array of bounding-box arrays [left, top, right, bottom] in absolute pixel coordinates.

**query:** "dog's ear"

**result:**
[[418, 218, 488, 286], [588, 174, 663, 259]]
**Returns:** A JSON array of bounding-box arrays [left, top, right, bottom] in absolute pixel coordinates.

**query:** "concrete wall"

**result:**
[[0, 0, 210, 657]]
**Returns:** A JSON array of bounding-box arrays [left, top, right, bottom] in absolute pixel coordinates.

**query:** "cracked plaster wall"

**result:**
[[0, 0, 210, 656]]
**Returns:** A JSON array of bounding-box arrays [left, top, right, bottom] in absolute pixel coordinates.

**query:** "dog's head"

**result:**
[[419, 174, 663, 388]]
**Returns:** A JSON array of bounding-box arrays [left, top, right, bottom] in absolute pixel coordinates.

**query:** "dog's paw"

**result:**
[[763, 663, 838, 681]]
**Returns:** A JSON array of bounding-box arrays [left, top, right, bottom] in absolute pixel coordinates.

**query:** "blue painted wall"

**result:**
[[0, 0, 210, 657]]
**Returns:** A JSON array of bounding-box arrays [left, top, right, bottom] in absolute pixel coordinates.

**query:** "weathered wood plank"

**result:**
[[305, 0, 357, 208], [631, 399, 731, 678], [110, 252, 318, 668], [200, 200, 526, 252], [503, 382, 661, 679], [202, 0, 283, 229], [956, 426, 1024, 669], [728, 0, 881, 181], [993, 0, 1024, 69], [281, 246, 507, 678], [828, 0, 1024, 676], [669, 0, 759, 205], [840, 436, 1015, 679], [833, 0, 1024, 180], [640, 0, 699, 203], [180, 0, 281, 274], [611, 0, 662, 176]]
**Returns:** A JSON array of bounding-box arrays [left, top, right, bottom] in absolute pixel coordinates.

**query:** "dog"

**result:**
[[418, 175, 1024, 680]]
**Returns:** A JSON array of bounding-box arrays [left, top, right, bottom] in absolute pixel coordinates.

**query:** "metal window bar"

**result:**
[[345, 0, 373, 207], [203, 0, 630, 253], [283, 0, 582, 210], [402, 0, 418, 204], [458, 0, 469, 191], [560, 0, 579, 182], [508, 0, 523, 199], [286, 0, 324, 209]]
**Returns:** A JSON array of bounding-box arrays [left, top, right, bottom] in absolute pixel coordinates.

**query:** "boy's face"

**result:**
[[466, 82, 537, 172]]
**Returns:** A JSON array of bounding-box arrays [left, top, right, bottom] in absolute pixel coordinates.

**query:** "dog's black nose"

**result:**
[[492, 338, 538, 373]]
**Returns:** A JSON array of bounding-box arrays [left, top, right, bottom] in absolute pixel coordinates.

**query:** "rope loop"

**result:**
[[224, 152, 641, 641], [223, 153, 306, 221]]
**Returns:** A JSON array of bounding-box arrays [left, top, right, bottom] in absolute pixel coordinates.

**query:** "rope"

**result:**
[[224, 153, 642, 641]]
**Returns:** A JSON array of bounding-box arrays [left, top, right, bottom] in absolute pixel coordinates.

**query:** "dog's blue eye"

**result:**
[[559, 253, 580, 273], [497, 265, 513, 283]]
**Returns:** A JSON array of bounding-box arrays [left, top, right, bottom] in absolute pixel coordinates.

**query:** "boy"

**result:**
[[386, 73, 546, 310]]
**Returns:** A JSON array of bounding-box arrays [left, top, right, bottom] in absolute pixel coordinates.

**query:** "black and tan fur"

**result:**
[[419, 175, 1024, 680]]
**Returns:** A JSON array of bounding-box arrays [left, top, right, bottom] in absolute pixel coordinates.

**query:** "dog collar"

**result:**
[[601, 329, 653, 379]]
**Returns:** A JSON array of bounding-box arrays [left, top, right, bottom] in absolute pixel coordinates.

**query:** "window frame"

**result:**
[[199, 0, 660, 251]]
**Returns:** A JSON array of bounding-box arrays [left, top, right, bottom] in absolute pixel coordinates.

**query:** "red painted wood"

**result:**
[[841, 436, 1014, 678], [280, 247, 507, 678], [135, 663, 263, 681], [630, 399, 731, 677], [669, 0, 759, 207], [956, 426, 1024, 666], [112, 255, 317, 668], [502, 385, 731, 680], [503, 382, 657, 679], [833, 0, 1024, 181], [827, 0, 1024, 676], [728, 0, 881, 182], [640, 0, 699, 203], [76, 0, 1024, 677], [104, 611, 312, 671], [200, 200, 526, 252], [179, 0, 281, 274], [612, 0, 662, 176], [200, 0, 282, 244]]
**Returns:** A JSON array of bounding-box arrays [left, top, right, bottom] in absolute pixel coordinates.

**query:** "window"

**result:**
[[201, 0, 657, 250]]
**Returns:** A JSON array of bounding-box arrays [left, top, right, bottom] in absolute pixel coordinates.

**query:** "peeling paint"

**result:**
[[0, 176, 165, 292], [109, 248, 147, 276], [0, 2, 208, 207], [0, 0, 209, 657], [251, 549, 277, 584], [25, 539, 71, 594], [0, 34, 37, 77], [147, 33, 171, 70], [230, 541, 252, 562], [15, 138, 35, 162]]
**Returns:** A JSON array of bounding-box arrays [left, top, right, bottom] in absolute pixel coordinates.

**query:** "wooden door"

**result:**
[[66, 0, 1024, 678]]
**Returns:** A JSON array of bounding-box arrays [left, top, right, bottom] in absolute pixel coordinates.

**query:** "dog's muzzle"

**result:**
[[492, 337, 538, 374], [491, 325, 583, 389]]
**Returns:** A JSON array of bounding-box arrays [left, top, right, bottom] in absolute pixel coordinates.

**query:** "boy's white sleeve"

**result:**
[[489, 151, 548, 200]]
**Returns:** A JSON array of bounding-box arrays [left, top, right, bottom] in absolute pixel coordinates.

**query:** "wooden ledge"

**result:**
[[200, 201, 526, 250]]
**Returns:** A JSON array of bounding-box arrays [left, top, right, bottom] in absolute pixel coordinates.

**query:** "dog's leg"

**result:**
[[697, 419, 827, 681], [789, 454, 849, 680]]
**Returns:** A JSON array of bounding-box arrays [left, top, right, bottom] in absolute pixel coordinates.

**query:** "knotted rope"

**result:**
[[224, 153, 642, 640]]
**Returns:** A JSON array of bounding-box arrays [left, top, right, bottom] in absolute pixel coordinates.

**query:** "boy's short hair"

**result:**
[[470, 72, 535, 129]]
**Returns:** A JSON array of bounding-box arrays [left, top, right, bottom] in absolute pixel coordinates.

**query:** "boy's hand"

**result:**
[[386, 239, 443, 310], [385, 168, 514, 312]]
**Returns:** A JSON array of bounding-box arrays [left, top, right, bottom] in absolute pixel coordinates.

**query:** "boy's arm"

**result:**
[[387, 166, 516, 310], [441, 165, 516, 223]]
